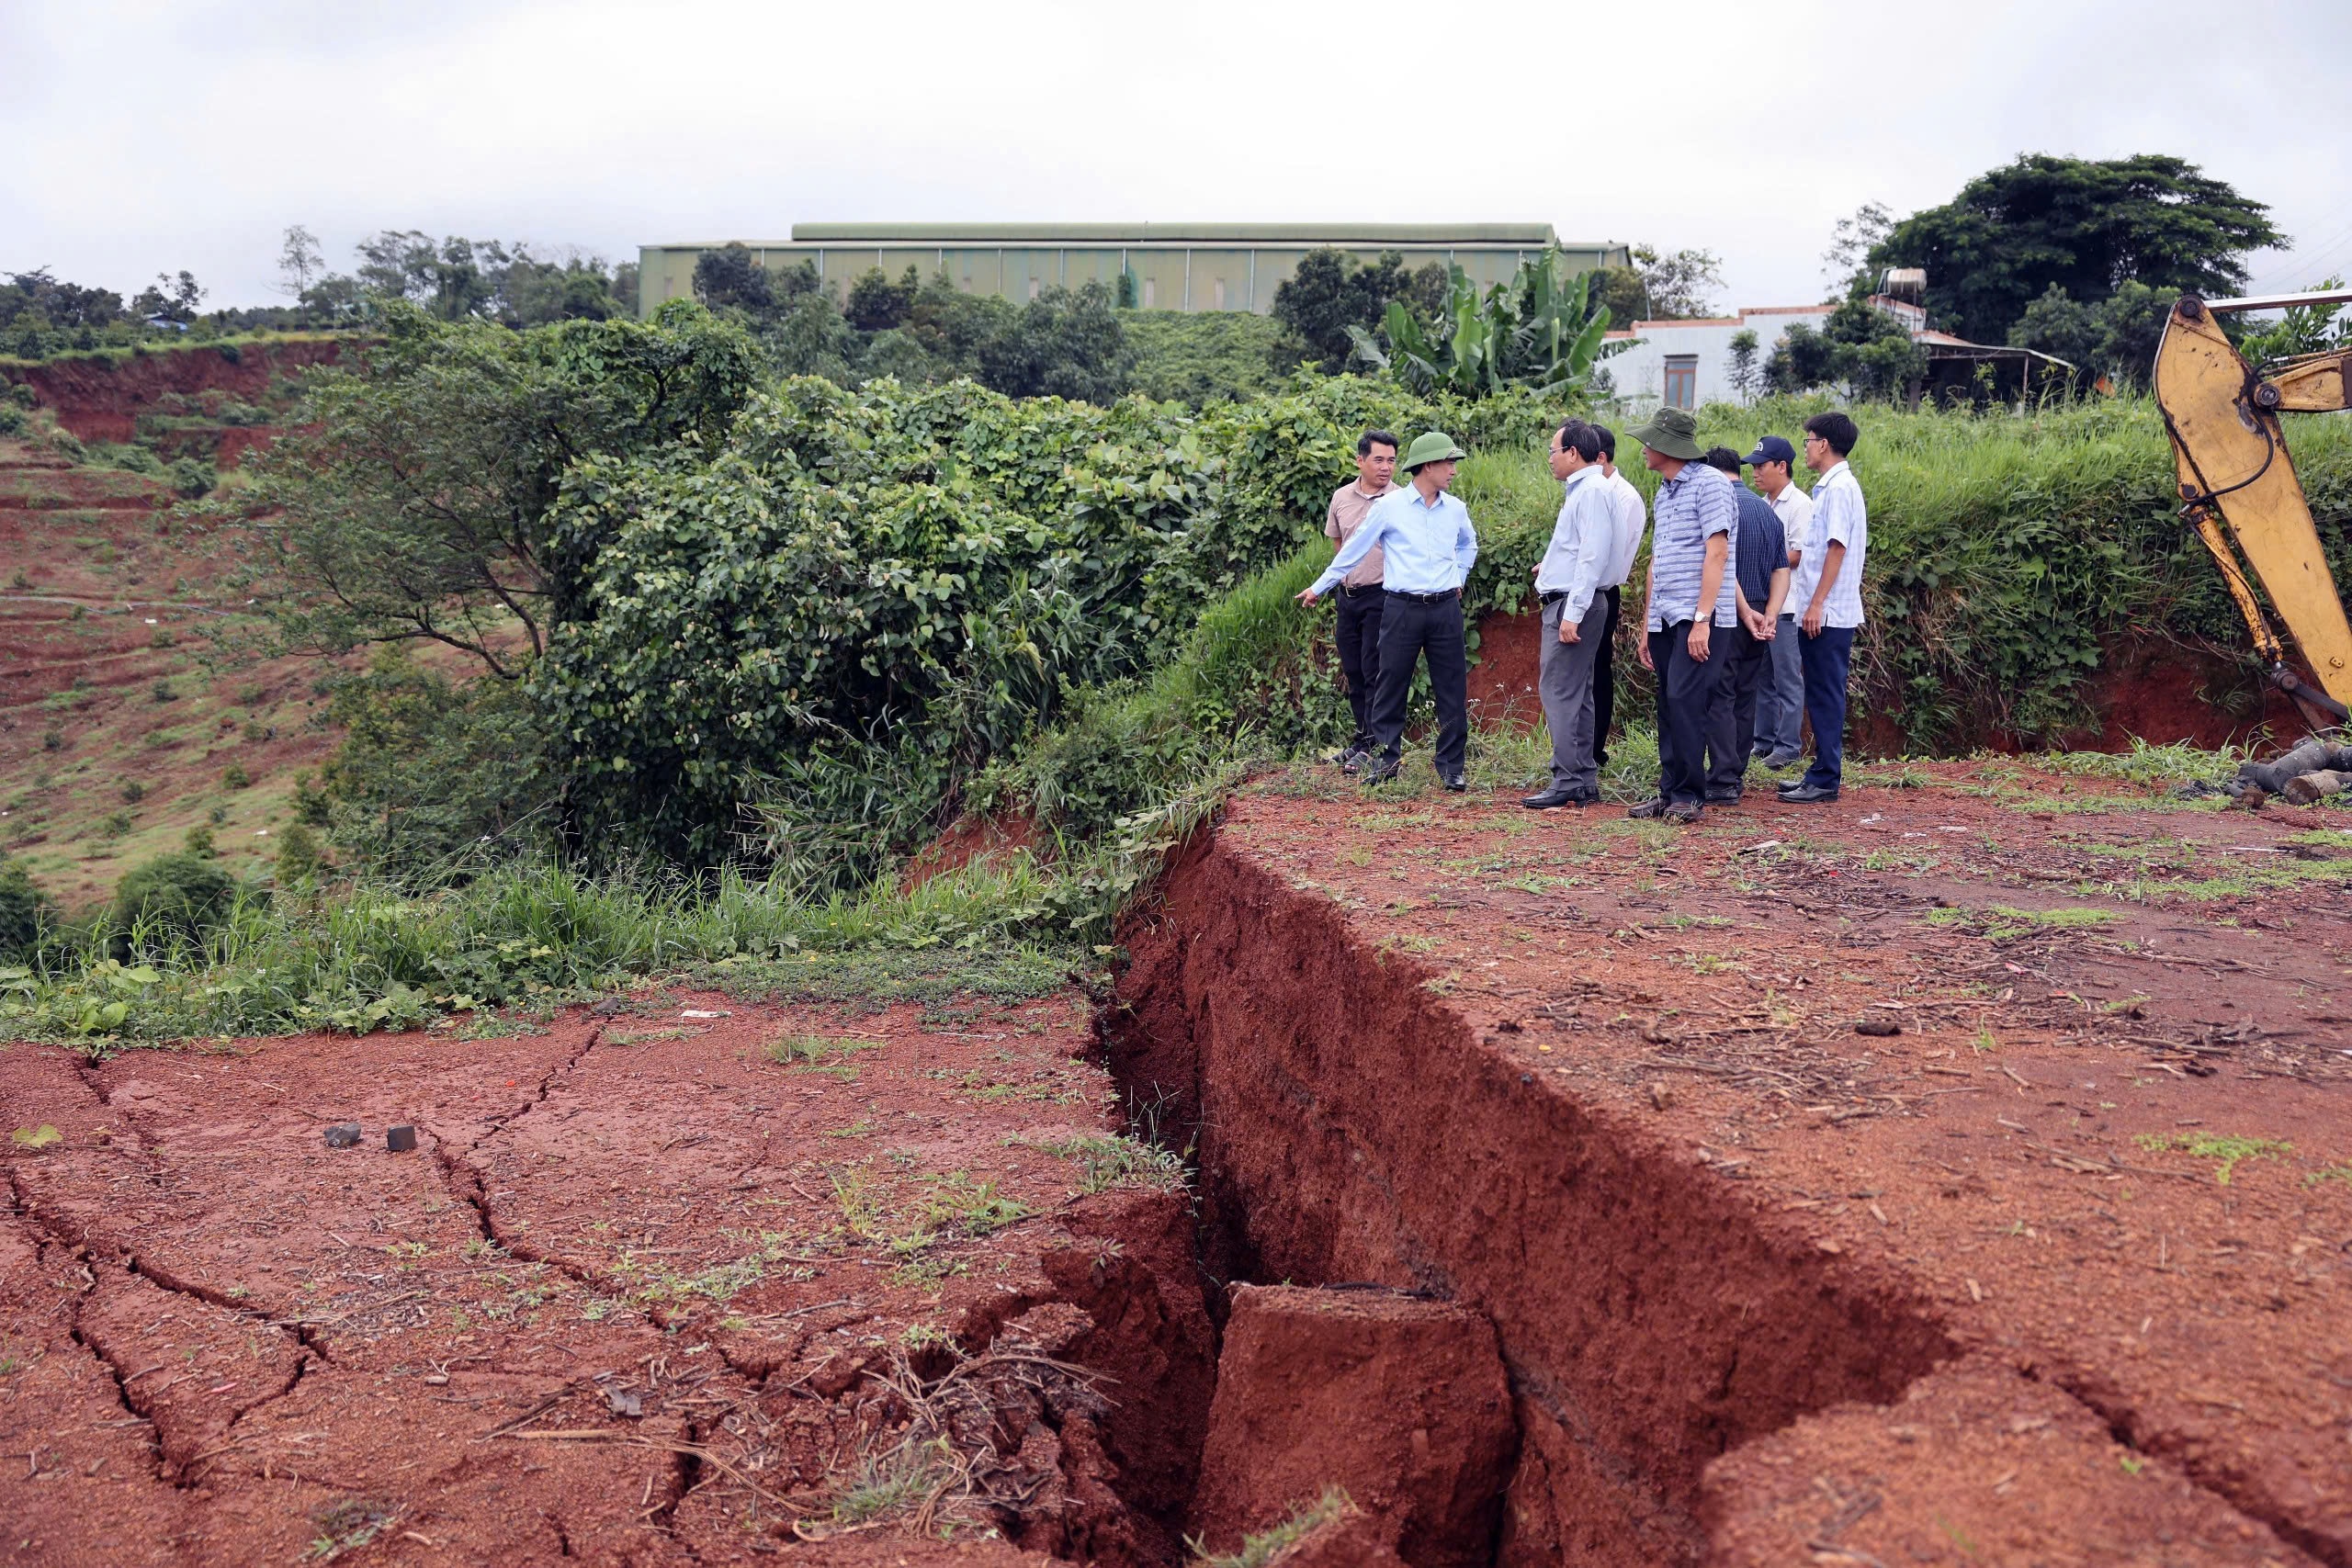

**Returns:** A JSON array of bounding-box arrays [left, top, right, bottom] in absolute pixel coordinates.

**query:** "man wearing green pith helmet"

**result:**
[[1296, 432, 1479, 789]]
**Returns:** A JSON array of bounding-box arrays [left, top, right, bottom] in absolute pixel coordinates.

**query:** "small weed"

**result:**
[[150, 679, 175, 704], [2132, 1132, 2291, 1185], [1032, 1133, 1189, 1195], [1972, 1024, 1999, 1054], [2304, 1164, 2352, 1189], [98, 810, 132, 840], [764, 1035, 883, 1070], [10, 1124, 62, 1151], [888, 1255, 969, 1290], [2119, 1454, 2144, 1476], [306, 1497, 400, 1561], [1928, 904, 2120, 941], [902, 1322, 955, 1352], [40, 726, 62, 752], [119, 779, 146, 804], [222, 761, 251, 789], [1193, 1486, 1351, 1567]]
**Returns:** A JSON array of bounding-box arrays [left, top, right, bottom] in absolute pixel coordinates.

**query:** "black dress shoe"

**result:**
[[1362, 760, 1401, 785], [1627, 796, 1668, 819], [1663, 800, 1703, 823], [1780, 782, 1839, 803], [1442, 774, 1468, 793], [1704, 790, 1743, 805], [1522, 786, 1580, 809], [1340, 747, 1367, 775]]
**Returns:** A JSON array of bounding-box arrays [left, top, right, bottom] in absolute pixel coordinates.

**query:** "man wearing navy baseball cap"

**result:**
[[1742, 435, 1813, 769]]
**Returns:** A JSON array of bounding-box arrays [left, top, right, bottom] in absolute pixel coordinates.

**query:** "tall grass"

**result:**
[[0, 854, 1091, 1048], [1464, 394, 2352, 750]]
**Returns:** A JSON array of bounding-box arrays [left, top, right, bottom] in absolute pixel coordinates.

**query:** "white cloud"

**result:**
[[4, 0, 2347, 311]]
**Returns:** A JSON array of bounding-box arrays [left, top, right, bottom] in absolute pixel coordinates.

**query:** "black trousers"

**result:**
[[1593, 585, 1621, 769], [1707, 622, 1772, 796], [1648, 620, 1728, 807], [1370, 591, 1469, 775], [1333, 586, 1385, 751]]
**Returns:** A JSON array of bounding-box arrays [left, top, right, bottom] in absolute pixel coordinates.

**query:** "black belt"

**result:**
[[1385, 588, 1460, 603], [1538, 589, 1568, 606], [1337, 582, 1379, 600]]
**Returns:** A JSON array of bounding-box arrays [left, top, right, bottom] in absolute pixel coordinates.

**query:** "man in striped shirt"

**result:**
[[1626, 407, 1736, 823], [1778, 412, 1869, 805]]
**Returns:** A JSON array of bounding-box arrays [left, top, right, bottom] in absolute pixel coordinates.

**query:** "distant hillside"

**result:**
[[0, 339, 357, 908]]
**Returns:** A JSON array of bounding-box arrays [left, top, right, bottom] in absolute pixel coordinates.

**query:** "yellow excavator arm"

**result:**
[[2154, 288, 2352, 726]]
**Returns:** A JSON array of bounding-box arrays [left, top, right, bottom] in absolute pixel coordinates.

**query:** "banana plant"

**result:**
[[1348, 248, 1612, 397]]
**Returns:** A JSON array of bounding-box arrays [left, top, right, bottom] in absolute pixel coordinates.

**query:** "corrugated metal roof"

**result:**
[[781, 222, 1574, 245]]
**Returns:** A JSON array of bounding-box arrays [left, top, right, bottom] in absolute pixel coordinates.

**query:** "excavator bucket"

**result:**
[[2154, 296, 2352, 718]]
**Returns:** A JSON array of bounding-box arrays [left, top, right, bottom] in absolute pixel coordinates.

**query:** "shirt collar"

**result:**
[[1404, 485, 1449, 510], [1815, 460, 1850, 487], [1561, 465, 1600, 492]]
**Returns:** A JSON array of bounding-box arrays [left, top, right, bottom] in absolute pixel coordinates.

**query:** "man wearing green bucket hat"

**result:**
[[1623, 405, 1737, 823], [1297, 431, 1479, 788]]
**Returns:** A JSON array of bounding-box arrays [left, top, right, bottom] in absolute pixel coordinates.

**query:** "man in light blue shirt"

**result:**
[[1298, 431, 1479, 788], [1523, 420, 1613, 808]]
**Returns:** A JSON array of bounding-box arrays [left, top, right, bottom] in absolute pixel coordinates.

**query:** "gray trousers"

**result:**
[[1758, 612, 1804, 753], [1539, 594, 1611, 795]]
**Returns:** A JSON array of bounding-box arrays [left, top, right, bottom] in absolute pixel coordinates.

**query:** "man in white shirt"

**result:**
[[1741, 435, 1814, 768], [1778, 412, 1869, 805], [1587, 423, 1648, 771], [1522, 421, 1615, 808]]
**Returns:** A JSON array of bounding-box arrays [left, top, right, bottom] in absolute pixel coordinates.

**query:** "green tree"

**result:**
[[1271, 248, 1445, 369], [978, 281, 1132, 402], [1586, 244, 1724, 324], [1765, 299, 1927, 400], [0, 853, 58, 958], [845, 265, 921, 332], [2007, 279, 2176, 389], [226, 302, 759, 678], [1872, 153, 2281, 344], [1726, 328, 1761, 402], [692, 243, 773, 314]]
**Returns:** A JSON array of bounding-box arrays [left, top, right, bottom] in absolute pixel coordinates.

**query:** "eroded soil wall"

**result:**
[[1107, 835, 1956, 1566]]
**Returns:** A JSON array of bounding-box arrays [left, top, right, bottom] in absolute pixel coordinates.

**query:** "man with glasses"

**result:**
[[1522, 420, 1614, 809], [1780, 412, 1868, 805], [1741, 435, 1812, 769]]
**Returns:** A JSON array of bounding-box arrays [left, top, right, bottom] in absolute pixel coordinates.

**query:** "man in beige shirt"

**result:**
[[1324, 429, 1400, 772]]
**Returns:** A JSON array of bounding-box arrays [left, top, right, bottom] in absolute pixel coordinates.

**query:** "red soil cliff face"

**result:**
[[3, 338, 345, 448], [1108, 832, 1955, 1567]]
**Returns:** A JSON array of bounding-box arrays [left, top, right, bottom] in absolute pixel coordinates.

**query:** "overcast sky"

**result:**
[[6, 0, 2351, 315]]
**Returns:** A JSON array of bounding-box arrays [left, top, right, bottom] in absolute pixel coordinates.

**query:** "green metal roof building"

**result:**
[[637, 223, 1627, 317]]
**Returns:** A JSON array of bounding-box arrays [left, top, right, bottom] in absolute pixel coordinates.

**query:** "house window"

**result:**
[[1663, 355, 1698, 410]]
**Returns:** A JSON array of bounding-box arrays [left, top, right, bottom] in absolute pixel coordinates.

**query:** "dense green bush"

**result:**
[[107, 849, 245, 954], [318, 651, 557, 881], [0, 854, 58, 957]]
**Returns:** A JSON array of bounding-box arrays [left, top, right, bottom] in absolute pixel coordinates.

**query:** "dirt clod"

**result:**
[[1192, 1285, 1516, 1568], [322, 1121, 359, 1147]]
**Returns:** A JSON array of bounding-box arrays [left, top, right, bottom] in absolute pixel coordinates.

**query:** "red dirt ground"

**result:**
[[2, 341, 344, 448], [0, 985, 1212, 1566], [1, 396, 348, 906], [1111, 758, 2352, 1567]]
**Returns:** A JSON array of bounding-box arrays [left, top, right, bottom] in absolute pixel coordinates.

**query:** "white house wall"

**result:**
[[1601, 306, 1836, 411]]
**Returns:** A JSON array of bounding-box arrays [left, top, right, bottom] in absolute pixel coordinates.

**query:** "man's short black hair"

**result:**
[[1358, 428, 1400, 457], [1702, 445, 1742, 475], [1804, 412, 1859, 458], [1555, 421, 1602, 464], [1588, 422, 1617, 460]]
